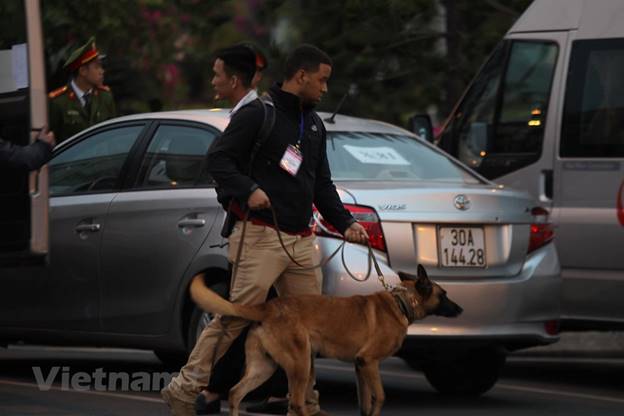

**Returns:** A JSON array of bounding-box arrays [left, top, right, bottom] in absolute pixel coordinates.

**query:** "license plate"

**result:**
[[438, 227, 486, 268]]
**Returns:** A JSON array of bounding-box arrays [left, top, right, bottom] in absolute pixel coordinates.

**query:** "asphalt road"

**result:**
[[1, 345, 623, 415]]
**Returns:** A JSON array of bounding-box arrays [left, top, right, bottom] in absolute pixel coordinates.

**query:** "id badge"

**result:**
[[279, 145, 303, 176]]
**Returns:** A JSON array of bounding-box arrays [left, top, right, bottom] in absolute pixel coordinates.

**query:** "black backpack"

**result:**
[[218, 94, 276, 237]]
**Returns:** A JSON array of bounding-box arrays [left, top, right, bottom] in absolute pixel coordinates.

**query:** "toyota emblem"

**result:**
[[454, 194, 470, 210]]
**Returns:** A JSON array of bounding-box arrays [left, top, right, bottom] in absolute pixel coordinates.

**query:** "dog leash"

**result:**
[[204, 206, 399, 384], [230, 205, 395, 291]]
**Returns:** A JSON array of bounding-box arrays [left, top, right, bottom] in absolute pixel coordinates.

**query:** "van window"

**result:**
[[439, 42, 506, 160], [0, 1, 28, 141], [440, 40, 558, 179], [561, 38, 624, 158]]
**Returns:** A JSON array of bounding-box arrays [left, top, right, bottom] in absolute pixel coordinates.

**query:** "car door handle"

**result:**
[[75, 224, 101, 233], [177, 219, 206, 228]]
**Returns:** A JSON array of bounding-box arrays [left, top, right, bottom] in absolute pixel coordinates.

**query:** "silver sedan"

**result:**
[[0, 109, 560, 396]]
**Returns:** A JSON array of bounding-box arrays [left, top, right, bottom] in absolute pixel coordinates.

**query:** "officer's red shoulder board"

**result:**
[[48, 85, 68, 99]]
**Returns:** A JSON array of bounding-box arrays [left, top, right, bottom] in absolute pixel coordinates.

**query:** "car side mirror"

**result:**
[[408, 114, 434, 143]]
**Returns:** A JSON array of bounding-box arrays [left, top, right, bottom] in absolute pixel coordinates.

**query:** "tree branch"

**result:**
[[485, 0, 521, 17]]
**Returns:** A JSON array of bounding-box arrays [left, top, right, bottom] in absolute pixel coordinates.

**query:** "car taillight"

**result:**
[[311, 204, 387, 252], [528, 206, 554, 253]]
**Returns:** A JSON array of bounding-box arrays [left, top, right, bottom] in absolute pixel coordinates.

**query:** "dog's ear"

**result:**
[[417, 264, 428, 279], [415, 265, 433, 297], [398, 271, 416, 281]]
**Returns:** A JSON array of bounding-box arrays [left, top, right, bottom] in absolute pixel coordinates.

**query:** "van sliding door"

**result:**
[[556, 37, 624, 325]]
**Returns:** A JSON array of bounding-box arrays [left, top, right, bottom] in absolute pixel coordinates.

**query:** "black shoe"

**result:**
[[245, 398, 289, 415], [195, 392, 221, 415]]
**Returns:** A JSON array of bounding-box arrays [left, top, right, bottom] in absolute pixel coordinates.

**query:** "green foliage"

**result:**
[[41, 0, 532, 125]]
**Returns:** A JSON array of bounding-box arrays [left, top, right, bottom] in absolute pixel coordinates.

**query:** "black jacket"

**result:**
[[0, 139, 53, 171], [207, 84, 355, 234]]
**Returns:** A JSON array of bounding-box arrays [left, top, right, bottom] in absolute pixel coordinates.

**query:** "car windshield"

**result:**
[[326, 132, 481, 183]]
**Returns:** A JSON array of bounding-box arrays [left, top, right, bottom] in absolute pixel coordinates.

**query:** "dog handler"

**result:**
[[196, 43, 278, 415], [162, 44, 368, 416]]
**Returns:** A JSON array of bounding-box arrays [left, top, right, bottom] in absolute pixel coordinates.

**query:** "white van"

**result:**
[[0, 0, 49, 266], [432, 0, 624, 330]]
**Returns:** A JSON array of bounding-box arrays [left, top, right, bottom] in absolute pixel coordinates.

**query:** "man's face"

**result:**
[[80, 60, 104, 88], [211, 58, 235, 102], [299, 63, 331, 105]]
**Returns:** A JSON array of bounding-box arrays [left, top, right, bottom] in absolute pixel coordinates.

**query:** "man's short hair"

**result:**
[[215, 45, 257, 88], [284, 44, 332, 80]]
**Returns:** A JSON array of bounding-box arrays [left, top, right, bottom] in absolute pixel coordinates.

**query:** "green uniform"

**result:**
[[48, 84, 116, 143]]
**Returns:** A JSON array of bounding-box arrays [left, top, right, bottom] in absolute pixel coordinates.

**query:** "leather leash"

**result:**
[[230, 205, 395, 291]]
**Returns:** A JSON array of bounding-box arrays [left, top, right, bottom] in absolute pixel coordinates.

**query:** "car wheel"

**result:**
[[186, 279, 229, 351], [421, 348, 506, 396], [155, 279, 228, 369]]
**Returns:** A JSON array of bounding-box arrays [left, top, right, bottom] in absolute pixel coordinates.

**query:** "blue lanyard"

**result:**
[[296, 113, 304, 148]]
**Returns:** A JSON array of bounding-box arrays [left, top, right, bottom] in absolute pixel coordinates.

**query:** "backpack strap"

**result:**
[[220, 94, 275, 238], [247, 94, 276, 176]]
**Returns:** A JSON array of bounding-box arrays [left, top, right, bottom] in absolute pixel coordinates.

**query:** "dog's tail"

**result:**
[[189, 275, 265, 322]]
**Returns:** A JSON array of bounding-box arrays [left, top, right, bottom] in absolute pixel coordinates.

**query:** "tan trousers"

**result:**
[[168, 221, 322, 413]]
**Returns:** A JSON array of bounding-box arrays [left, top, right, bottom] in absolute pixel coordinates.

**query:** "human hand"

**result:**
[[37, 126, 55, 147], [344, 222, 369, 244], [247, 188, 271, 210]]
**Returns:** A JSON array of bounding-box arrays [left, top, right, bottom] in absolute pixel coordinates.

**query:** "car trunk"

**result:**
[[338, 180, 536, 279]]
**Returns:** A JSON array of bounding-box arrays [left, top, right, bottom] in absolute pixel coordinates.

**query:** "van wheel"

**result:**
[[422, 348, 506, 396]]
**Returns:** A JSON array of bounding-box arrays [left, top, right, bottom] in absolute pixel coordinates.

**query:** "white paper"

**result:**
[[0, 49, 15, 93], [343, 145, 410, 165], [11, 43, 28, 89]]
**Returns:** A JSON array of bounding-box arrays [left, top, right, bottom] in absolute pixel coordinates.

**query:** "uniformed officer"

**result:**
[[48, 36, 116, 143]]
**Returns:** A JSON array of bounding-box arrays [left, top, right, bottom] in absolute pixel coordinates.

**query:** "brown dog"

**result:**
[[189, 264, 462, 416]]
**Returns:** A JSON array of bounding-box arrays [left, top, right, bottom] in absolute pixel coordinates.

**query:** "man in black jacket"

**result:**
[[0, 127, 55, 171], [162, 44, 368, 416]]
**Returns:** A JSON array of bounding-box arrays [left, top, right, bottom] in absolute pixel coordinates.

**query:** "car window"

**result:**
[[327, 132, 480, 183], [49, 125, 144, 196], [561, 38, 624, 157], [137, 124, 217, 189]]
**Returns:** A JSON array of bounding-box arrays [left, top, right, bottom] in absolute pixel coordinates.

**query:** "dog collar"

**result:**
[[392, 290, 416, 323]]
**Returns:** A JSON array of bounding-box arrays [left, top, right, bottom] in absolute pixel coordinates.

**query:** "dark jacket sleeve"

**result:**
[[313, 128, 355, 235], [206, 104, 265, 205], [0, 139, 53, 171]]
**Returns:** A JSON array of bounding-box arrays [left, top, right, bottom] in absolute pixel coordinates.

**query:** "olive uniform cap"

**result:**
[[63, 36, 106, 72]]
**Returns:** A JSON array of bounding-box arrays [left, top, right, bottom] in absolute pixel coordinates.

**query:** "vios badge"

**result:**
[[454, 194, 470, 211]]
